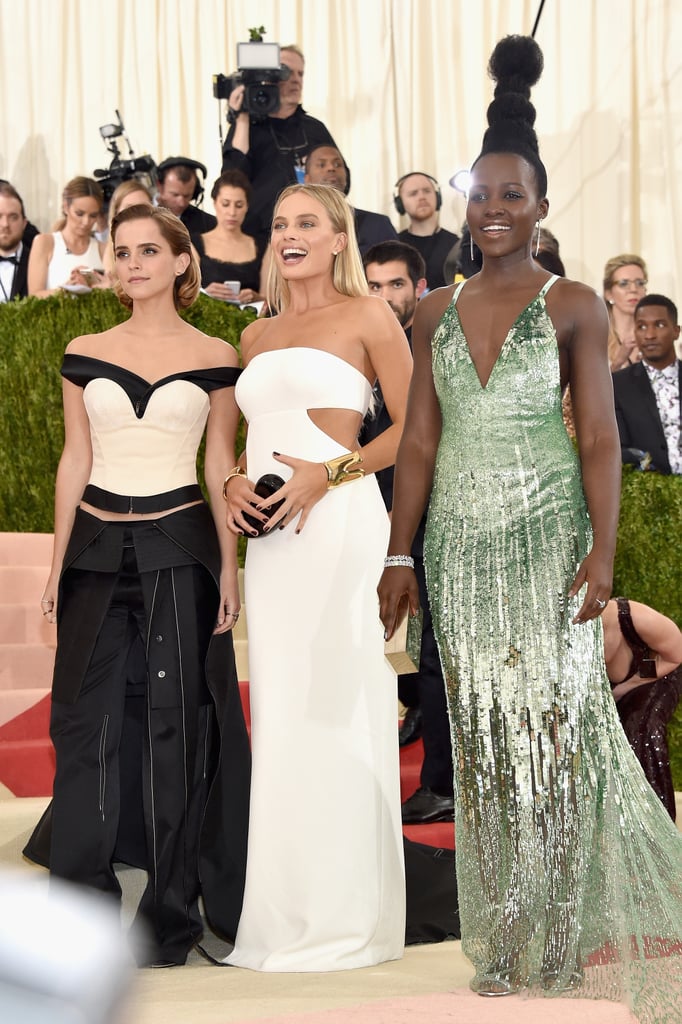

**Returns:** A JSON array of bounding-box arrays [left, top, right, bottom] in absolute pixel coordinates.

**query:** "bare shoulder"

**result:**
[[192, 328, 240, 368], [65, 329, 117, 356], [547, 277, 606, 317], [31, 232, 54, 255], [240, 315, 271, 363], [413, 284, 456, 336]]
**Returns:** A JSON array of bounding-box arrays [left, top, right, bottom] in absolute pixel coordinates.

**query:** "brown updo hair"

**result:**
[[210, 169, 252, 204], [53, 176, 104, 231], [110, 204, 200, 310]]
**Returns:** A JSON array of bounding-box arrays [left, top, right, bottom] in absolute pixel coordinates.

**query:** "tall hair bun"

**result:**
[[482, 34, 544, 154], [488, 34, 544, 96], [473, 34, 548, 196]]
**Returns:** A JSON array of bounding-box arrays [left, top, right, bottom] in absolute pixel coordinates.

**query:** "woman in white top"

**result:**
[[28, 176, 107, 297]]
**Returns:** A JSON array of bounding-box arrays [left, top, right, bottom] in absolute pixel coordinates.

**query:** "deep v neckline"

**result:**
[[453, 276, 557, 390]]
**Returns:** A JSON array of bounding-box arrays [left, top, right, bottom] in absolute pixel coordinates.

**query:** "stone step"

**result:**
[[0, 604, 56, 646], [0, 644, 55, 692], [0, 532, 53, 566], [0, 566, 47, 604]]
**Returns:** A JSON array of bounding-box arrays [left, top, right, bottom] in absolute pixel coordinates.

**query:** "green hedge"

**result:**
[[1, 294, 681, 785], [0, 290, 253, 535]]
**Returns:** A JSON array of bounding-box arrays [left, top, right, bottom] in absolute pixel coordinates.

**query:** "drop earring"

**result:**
[[534, 220, 541, 257], [469, 232, 475, 262]]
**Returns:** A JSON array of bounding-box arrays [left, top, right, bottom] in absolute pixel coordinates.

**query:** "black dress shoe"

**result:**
[[402, 786, 454, 824], [398, 706, 423, 747]]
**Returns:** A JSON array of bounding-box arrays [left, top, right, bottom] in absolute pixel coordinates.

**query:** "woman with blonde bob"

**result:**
[[25, 204, 250, 966], [223, 182, 412, 971], [603, 252, 648, 369]]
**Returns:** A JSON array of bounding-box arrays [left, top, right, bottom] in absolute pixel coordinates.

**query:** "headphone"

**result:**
[[393, 171, 442, 216], [156, 157, 208, 204]]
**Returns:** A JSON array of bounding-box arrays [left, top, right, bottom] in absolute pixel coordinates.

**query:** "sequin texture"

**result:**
[[424, 279, 682, 1018]]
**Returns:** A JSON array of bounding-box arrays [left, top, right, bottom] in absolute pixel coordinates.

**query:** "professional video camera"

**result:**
[[93, 110, 157, 210], [213, 35, 290, 121]]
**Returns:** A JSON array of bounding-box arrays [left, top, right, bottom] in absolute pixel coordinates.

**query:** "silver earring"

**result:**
[[534, 220, 541, 257], [469, 232, 474, 262]]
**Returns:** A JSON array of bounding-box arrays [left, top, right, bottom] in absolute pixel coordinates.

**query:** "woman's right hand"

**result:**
[[40, 575, 59, 625], [378, 566, 420, 640], [205, 281, 239, 301], [224, 474, 268, 536]]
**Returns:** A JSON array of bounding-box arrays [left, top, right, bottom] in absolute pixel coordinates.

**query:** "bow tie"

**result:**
[[0, 254, 18, 264]]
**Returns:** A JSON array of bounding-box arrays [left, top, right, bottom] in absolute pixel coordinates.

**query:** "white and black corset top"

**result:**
[[61, 354, 240, 497]]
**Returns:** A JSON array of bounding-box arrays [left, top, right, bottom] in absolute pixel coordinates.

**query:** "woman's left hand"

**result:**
[[263, 453, 329, 534], [237, 288, 259, 305], [214, 569, 241, 634], [568, 548, 613, 624]]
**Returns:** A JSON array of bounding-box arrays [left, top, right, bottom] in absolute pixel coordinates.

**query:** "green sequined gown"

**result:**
[[424, 277, 682, 1019]]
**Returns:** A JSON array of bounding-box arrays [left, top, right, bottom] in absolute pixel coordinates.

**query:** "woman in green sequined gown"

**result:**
[[379, 34, 682, 1023]]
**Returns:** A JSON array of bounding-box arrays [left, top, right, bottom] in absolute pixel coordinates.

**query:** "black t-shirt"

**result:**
[[222, 105, 336, 245], [397, 228, 459, 290]]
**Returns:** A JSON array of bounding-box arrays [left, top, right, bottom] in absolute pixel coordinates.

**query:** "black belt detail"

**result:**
[[82, 484, 203, 515]]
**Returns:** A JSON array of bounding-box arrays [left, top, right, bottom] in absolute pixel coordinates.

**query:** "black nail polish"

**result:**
[[273, 451, 280, 456]]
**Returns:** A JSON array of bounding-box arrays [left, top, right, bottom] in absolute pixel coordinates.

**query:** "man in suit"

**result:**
[[0, 181, 37, 302], [304, 145, 397, 254], [362, 240, 455, 824], [612, 294, 681, 475]]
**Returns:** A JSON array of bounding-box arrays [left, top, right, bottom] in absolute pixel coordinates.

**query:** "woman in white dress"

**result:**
[[28, 176, 107, 297], [223, 183, 412, 971]]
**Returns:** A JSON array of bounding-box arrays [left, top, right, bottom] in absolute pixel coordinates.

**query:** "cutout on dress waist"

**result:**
[[306, 408, 362, 452]]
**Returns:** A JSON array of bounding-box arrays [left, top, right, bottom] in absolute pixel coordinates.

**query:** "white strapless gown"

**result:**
[[227, 347, 405, 972]]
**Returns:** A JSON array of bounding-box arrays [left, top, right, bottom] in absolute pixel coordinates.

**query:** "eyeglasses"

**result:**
[[612, 278, 647, 290]]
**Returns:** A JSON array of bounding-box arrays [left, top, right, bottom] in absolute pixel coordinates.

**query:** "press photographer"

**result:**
[[219, 35, 337, 244]]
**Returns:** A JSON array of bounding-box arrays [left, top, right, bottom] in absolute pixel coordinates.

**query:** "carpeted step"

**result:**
[[0, 688, 51, 729], [0, 604, 55, 646], [0, 644, 55, 691], [0, 532, 53, 565], [0, 737, 55, 798], [0, 566, 47, 604]]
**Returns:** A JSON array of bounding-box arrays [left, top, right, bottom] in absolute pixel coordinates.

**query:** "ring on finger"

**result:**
[[594, 597, 606, 610]]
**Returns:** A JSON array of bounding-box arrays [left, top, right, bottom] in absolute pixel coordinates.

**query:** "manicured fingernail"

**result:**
[[383, 629, 389, 640], [273, 451, 280, 456]]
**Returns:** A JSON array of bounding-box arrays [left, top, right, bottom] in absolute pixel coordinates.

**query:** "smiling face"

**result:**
[[634, 304, 679, 368], [467, 153, 548, 261], [271, 191, 346, 280], [113, 217, 190, 301], [214, 185, 248, 231], [605, 263, 648, 316], [64, 194, 101, 237]]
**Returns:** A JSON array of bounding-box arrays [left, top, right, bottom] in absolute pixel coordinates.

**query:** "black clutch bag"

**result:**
[[243, 474, 286, 536]]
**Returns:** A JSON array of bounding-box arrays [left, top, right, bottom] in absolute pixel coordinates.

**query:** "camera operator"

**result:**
[[221, 44, 337, 245]]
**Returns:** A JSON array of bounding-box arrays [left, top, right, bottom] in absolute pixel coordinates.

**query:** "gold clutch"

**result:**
[[384, 608, 422, 674]]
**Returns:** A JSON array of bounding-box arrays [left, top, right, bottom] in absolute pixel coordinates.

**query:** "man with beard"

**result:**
[[0, 181, 38, 302], [362, 240, 455, 824], [394, 172, 458, 290]]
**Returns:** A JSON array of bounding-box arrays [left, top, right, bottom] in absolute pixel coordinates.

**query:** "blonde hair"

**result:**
[[53, 176, 103, 231], [266, 184, 368, 313], [603, 253, 648, 368], [108, 179, 153, 224], [602, 253, 647, 295], [281, 44, 304, 62], [110, 205, 200, 310]]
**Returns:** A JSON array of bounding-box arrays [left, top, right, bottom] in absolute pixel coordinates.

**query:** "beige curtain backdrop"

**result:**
[[1, 0, 680, 298]]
